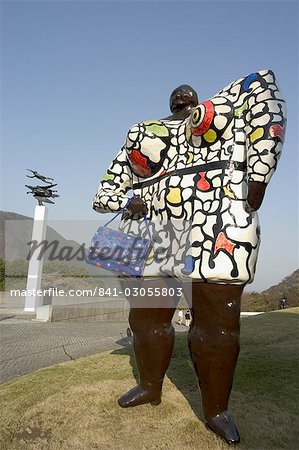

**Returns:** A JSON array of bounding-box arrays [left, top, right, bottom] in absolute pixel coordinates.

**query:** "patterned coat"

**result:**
[[93, 70, 286, 285]]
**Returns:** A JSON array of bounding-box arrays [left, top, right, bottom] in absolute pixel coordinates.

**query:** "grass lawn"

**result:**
[[0, 308, 298, 449]]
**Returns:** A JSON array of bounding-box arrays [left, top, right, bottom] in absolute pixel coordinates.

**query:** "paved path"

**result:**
[[0, 312, 186, 384]]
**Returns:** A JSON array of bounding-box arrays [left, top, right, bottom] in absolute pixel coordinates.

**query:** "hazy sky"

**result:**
[[1, 0, 298, 292]]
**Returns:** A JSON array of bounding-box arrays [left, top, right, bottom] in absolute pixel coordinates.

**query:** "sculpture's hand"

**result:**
[[245, 181, 267, 212], [127, 197, 148, 215]]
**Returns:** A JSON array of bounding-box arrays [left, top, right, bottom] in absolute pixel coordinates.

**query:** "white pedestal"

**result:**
[[24, 205, 48, 312], [35, 305, 52, 322]]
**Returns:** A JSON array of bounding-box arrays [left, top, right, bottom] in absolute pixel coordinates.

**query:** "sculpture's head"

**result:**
[[169, 84, 198, 114]]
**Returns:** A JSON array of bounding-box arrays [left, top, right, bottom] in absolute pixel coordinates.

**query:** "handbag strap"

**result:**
[[104, 197, 135, 227], [104, 196, 152, 240], [143, 215, 152, 240]]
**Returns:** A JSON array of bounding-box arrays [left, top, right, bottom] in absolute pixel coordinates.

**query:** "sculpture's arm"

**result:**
[[92, 144, 133, 213], [245, 71, 287, 211], [246, 181, 267, 212]]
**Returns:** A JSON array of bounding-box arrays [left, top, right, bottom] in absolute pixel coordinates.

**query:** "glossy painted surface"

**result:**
[[93, 71, 286, 444], [118, 279, 243, 445], [94, 70, 286, 285]]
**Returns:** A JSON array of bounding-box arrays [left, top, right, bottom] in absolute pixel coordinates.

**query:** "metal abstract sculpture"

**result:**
[[26, 169, 54, 182], [25, 169, 59, 205], [92, 70, 286, 445], [24, 170, 59, 312]]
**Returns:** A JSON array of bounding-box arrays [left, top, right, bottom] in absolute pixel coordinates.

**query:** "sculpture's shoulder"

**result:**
[[127, 118, 178, 134], [124, 119, 176, 178], [125, 118, 177, 150], [239, 69, 278, 92], [215, 69, 280, 103]]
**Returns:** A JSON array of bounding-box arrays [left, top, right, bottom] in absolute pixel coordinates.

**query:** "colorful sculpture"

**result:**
[[93, 70, 286, 444]]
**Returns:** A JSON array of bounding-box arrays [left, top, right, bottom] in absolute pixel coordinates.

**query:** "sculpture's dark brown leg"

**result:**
[[184, 282, 243, 445], [118, 278, 178, 408]]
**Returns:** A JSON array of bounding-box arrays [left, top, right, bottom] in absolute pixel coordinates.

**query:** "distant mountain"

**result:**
[[0, 211, 31, 261], [0, 211, 106, 277], [1, 210, 83, 263], [242, 270, 299, 311], [262, 270, 299, 296]]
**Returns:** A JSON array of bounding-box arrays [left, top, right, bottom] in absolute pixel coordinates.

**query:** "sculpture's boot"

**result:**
[[186, 283, 243, 445], [205, 410, 240, 445], [118, 382, 162, 407], [118, 306, 176, 408]]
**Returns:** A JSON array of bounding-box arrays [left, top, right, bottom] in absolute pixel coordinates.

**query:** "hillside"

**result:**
[[263, 269, 299, 296], [242, 269, 299, 311], [0, 211, 88, 267], [0, 211, 119, 291]]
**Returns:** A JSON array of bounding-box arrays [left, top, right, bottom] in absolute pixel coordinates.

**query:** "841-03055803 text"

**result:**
[[96, 287, 183, 297]]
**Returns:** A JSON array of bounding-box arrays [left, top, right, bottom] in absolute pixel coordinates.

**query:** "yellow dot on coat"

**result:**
[[203, 129, 217, 142], [187, 152, 193, 164], [166, 187, 182, 204], [146, 248, 155, 263], [250, 127, 264, 143], [186, 125, 191, 142], [223, 185, 236, 199]]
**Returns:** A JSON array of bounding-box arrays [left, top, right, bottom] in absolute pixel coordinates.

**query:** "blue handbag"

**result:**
[[86, 197, 152, 277]]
